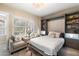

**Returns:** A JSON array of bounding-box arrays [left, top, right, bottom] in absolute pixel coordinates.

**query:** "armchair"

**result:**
[[8, 35, 27, 54]]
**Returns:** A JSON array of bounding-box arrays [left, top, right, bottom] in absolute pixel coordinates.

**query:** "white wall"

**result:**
[[0, 4, 41, 35], [0, 4, 41, 44]]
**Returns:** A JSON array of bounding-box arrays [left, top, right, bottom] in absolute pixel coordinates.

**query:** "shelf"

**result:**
[[67, 18, 79, 21], [65, 12, 79, 34], [67, 23, 79, 25], [66, 31, 79, 34]]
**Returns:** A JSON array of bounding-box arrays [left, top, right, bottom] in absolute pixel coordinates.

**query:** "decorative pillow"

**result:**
[[14, 35, 22, 42], [48, 32, 55, 38], [48, 31, 60, 38], [30, 32, 40, 38], [60, 33, 64, 38], [34, 33, 40, 37], [55, 32, 60, 38]]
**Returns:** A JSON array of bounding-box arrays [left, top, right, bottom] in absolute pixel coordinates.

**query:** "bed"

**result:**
[[30, 35, 64, 56]]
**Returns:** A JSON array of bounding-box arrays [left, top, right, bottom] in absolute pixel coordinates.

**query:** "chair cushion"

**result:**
[[13, 41, 26, 49]]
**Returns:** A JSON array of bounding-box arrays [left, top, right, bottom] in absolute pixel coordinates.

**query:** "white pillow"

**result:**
[[54, 32, 60, 38], [14, 35, 22, 42], [48, 32, 55, 38], [48, 31, 60, 38]]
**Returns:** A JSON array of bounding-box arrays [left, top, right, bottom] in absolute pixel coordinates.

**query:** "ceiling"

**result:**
[[4, 3, 79, 17]]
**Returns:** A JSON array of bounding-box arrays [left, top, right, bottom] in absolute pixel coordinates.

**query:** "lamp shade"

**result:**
[[41, 31, 46, 35]]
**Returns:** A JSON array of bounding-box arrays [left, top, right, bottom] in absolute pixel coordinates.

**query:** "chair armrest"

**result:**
[[9, 39, 13, 45], [22, 38, 25, 41], [8, 39, 14, 53], [22, 38, 28, 43]]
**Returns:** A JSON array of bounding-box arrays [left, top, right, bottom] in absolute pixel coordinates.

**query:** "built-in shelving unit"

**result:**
[[66, 12, 79, 34], [65, 12, 79, 49]]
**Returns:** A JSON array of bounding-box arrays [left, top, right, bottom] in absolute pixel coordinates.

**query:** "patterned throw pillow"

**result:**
[[14, 35, 22, 42], [30, 32, 40, 38]]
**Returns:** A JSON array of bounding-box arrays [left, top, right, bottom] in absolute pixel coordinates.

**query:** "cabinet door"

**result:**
[[65, 38, 79, 49]]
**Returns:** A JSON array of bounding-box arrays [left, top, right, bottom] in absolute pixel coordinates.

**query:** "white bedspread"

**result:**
[[30, 36, 64, 56]]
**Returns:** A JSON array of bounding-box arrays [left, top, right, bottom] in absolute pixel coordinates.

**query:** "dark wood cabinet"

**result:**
[[65, 38, 79, 49], [65, 12, 79, 50], [65, 12, 79, 34]]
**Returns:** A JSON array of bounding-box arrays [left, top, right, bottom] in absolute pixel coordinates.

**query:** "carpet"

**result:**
[[0, 42, 41, 56], [12, 49, 41, 56], [0, 43, 10, 56]]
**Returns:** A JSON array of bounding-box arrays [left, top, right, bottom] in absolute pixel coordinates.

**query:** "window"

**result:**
[[13, 16, 36, 35], [0, 12, 8, 36], [13, 17, 26, 35]]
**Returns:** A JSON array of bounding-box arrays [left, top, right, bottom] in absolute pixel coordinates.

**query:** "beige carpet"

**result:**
[[0, 36, 41, 56], [0, 43, 10, 56], [0, 42, 41, 56], [12, 49, 41, 56]]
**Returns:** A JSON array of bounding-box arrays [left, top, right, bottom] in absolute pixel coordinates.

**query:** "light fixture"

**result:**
[[41, 31, 46, 35], [32, 3, 47, 10]]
